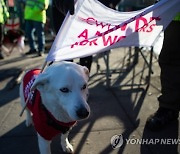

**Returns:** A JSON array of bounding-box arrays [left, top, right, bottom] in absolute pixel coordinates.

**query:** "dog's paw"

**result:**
[[62, 142, 74, 153], [25, 118, 33, 127]]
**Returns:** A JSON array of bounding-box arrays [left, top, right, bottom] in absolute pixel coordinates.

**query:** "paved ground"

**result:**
[[0, 42, 179, 154]]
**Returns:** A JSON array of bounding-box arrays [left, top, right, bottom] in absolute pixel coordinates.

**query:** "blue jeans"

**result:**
[[25, 20, 45, 52]]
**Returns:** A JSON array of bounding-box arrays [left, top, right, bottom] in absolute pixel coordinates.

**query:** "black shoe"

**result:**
[[146, 107, 179, 131], [38, 51, 44, 57], [25, 49, 37, 55]]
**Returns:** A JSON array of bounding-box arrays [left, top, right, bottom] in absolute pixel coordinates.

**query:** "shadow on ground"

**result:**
[[0, 48, 179, 154]]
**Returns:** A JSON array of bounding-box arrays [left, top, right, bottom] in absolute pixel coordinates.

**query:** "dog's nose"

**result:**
[[76, 107, 89, 119]]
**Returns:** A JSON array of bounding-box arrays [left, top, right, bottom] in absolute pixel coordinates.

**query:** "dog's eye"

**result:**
[[82, 84, 87, 90], [60, 88, 70, 93]]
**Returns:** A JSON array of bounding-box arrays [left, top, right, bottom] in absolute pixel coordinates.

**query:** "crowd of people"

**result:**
[[0, 0, 49, 59], [0, 0, 179, 132]]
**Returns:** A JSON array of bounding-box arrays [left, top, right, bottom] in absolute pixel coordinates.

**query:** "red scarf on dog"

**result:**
[[23, 69, 76, 140]]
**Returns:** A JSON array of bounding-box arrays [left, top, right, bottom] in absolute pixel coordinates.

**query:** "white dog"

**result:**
[[19, 61, 90, 154]]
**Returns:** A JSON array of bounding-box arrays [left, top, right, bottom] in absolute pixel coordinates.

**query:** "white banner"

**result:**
[[46, 0, 180, 62]]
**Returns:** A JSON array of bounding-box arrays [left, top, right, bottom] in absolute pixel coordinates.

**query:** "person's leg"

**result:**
[[158, 65, 180, 110], [0, 23, 4, 59], [25, 20, 37, 54], [146, 21, 180, 131], [52, 0, 65, 34], [80, 56, 93, 72], [158, 21, 180, 110], [34, 21, 45, 56]]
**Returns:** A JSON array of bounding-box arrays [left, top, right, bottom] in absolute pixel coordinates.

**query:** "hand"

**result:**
[[63, 0, 75, 15], [54, 0, 75, 15], [109, 3, 115, 9], [155, 0, 160, 3]]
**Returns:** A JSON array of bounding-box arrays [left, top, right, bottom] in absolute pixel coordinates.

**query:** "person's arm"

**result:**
[[37, 0, 49, 11]]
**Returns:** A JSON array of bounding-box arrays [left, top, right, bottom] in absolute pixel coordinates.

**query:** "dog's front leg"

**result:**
[[61, 131, 74, 153], [37, 134, 51, 154], [25, 109, 33, 127]]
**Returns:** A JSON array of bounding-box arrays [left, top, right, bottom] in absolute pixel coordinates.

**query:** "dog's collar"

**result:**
[[32, 90, 77, 134], [40, 103, 77, 134]]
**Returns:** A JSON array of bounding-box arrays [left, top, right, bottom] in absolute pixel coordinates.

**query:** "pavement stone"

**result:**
[[0, 44, 179, 154]]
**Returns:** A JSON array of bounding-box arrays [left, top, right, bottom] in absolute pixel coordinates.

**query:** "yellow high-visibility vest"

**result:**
[[0, 0, 9, 24], [24, 0, 49, 23]]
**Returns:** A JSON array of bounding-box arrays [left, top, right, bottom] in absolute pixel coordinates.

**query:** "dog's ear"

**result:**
[[83, 66, 89, 79], [31, 73, 49, 91]]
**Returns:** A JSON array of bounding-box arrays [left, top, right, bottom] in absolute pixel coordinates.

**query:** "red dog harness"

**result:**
[[23, 69, 76, 140]]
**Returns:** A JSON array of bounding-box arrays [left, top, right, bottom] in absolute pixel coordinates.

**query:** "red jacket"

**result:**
[[23, 69, 76, 140]]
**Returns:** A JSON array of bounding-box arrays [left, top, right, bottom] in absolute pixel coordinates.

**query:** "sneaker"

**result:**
[[146, 107, 179, 131], [25, 49, 37, 55]]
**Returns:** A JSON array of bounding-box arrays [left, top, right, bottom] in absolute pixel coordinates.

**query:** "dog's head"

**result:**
[[31, 61, 90, 122]]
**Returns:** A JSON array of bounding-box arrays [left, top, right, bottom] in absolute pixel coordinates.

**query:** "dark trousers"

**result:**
[[0, 23, 3, 49], [25, 20, 45, 52], [158, 21, 180, 111], [0, 23, 4, 57], [52, 0, 64, 34]]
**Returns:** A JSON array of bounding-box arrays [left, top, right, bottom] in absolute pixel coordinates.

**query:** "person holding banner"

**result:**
[[52, 0, 180, 131], [52, 0, 120, 71], [146, 13, 180, 131]]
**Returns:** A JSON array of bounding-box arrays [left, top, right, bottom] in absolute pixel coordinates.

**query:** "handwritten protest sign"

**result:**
[[46, 0, 180, 62]]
